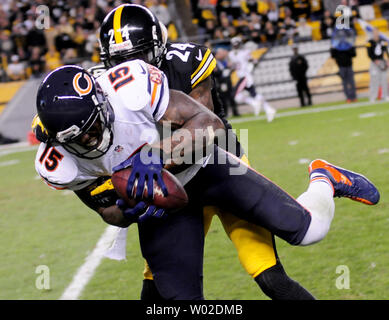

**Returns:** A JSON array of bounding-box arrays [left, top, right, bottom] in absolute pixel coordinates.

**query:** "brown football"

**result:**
[[111, 168, 188, 210]]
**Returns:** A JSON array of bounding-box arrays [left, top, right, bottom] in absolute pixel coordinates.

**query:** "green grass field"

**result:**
[[1, 100, 389, 300]]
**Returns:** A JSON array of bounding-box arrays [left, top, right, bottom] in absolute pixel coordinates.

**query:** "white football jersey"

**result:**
[[228, 49, 254, 86], [35, 60, 203, 191]]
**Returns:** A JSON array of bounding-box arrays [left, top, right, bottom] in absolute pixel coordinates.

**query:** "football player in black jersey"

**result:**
[[95, 4, 315, 300]]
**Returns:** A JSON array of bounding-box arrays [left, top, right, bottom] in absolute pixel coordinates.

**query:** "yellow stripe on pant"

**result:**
[[143, 154, 277, 280]]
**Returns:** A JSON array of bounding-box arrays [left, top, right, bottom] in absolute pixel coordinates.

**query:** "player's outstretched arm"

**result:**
[[155, 89, 225, 168]]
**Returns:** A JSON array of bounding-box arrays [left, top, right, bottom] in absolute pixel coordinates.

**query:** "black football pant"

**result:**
[[138, 145, 312, 300], [137, 194, 205, 300], [195, 146, 312, 245]]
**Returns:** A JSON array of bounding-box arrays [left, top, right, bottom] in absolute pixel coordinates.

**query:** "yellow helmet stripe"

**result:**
[[191, 58, 216, 89], [113, 5, 124, 44], [191, 48, 211, 80], [31, 114, 40, 130], [31, 114, 47, 134]]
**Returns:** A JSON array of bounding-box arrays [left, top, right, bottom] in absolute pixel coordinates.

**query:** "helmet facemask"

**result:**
[[109, 42, 157, 67], [56, 94, 114, 160]]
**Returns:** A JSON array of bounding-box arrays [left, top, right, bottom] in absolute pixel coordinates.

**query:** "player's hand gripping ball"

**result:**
[[112, 146, 188, 210], [116, 199, 166, 223]]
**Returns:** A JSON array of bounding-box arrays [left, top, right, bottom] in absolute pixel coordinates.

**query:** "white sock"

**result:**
[[298, 178, 335, 246], [245, 96, 261, 115], [263, 101, 275, 115]]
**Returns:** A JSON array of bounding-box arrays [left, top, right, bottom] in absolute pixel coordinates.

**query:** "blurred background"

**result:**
[[0, 0, 389, 144]]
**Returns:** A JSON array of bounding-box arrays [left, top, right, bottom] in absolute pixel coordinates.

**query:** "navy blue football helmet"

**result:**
[[36, 65, 114, 159]]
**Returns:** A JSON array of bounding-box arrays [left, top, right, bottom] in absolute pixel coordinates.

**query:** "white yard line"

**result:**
[[0, 142, 38, 158], [0, 159, 20, 167], [59, 225, 120, 300], [229, 100, 386, 124]]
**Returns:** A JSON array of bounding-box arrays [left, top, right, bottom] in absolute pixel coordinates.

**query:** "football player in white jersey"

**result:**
[[35, 62, 222, 220], [35, 62, 225, 299], [35, 62, 380, 300], [228, 36, 276, 122]]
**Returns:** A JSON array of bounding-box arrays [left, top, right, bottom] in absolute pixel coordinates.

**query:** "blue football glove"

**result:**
[[116, 199, 166, 223], [113, 145, 168, 200], [138, 205, 166, 223]]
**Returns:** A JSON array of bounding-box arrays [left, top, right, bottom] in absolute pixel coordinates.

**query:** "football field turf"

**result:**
[[1, 100, 389, 300]]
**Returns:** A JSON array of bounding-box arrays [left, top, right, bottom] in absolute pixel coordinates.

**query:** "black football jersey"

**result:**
[[160, 42, 216, 95], [160, 42, 243, 157], [160, 42, 229, 121]]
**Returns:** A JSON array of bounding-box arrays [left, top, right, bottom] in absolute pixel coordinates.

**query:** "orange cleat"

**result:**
[[309, 159, 380, 205]]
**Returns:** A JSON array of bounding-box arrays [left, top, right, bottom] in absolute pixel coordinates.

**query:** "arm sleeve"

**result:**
[[74, 176, 119, 211]]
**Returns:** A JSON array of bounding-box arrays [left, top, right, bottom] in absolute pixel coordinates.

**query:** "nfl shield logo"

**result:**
[[114, 145, 123, 153]]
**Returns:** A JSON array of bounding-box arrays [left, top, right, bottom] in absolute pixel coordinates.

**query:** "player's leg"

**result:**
[[140, 157, 316, 300], [140, 203, 217, 300], [259, 96, 276, 122], [197, 147, 311, 245], [140, 261, 164, 300], [217, 209, 315, 300], [218, 211, 276, 276], [295, 172, 335, 245], [146, 204, 312, 300], [141, 278, 165, 301], [214, 154, 277, 278], [138, 199, 205, 300], [255, 260, 315, 300], [198, 146, 379, 246], [246, 85, 276, 122], [299, 159, 379, 245], [219, 153, 314, 299], [242, 91, 261, 116], [239, 77, 260, 116]]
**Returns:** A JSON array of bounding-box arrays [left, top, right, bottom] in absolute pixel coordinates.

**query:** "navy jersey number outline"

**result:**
[[39, 145, 64, 172], [108, 66, 134, 91]]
